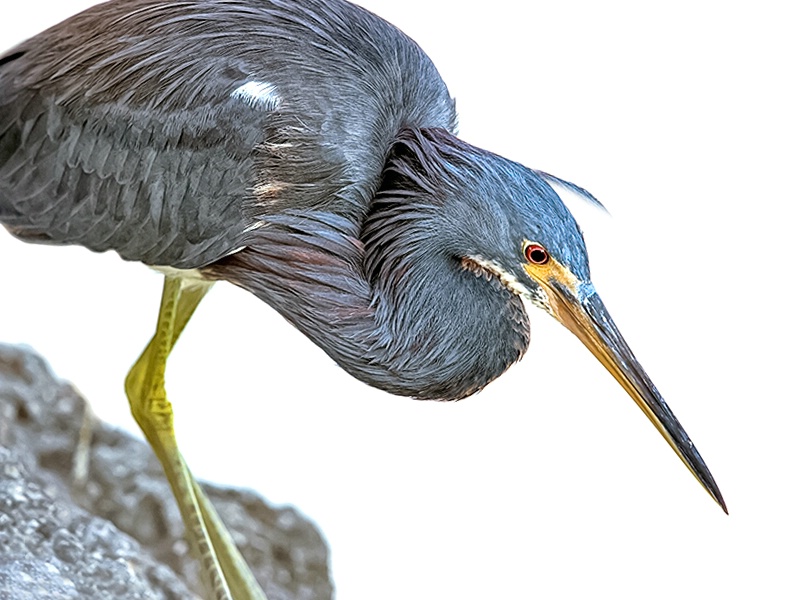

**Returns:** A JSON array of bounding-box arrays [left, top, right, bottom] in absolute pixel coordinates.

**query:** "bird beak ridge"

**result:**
[[531, 269, 727, 513]]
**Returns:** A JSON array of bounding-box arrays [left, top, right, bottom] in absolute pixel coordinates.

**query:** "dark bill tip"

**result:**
[[549, 286, 727, 513]]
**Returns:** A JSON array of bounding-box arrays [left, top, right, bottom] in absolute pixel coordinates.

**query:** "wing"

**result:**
[[0, 0, 458, 269], [0, 2, 272, 268]]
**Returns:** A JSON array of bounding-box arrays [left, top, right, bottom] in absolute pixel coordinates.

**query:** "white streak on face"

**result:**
[[466, 255, 530, 297], [526, 285, 553, 314], [463, 255, 554, 314], [230, 81, 281, 111]]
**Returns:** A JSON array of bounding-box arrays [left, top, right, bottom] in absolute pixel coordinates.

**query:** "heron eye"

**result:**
[[524, 244, 549, 265]]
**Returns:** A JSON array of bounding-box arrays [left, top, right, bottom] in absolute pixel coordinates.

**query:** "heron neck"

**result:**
[[206, 129, 529, 400]]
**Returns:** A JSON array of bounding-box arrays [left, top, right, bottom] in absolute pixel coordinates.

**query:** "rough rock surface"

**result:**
[[0, 344, 333, 600]]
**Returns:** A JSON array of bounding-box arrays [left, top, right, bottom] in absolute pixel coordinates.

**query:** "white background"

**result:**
[[1, 1, 797, 599]]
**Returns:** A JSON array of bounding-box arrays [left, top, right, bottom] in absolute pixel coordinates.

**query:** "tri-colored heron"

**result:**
[[0, 0, 726, 598]]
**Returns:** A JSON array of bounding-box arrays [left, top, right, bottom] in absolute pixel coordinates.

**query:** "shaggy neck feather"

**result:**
[[207, 128, 529, 400]]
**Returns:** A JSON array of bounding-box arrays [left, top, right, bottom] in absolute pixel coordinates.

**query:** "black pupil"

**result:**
[[528, 247, 547, 263]]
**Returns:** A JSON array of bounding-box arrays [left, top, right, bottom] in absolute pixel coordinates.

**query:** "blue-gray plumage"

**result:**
[[0, 1, 726, 598], [0, 0, 453, 266], [207, 128, 589, 400]]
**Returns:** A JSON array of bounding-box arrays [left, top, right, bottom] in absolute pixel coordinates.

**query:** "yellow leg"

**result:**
[[125, 275, 267, 600]]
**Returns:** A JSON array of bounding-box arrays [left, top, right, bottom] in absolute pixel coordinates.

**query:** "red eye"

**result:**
[[524, 243, 549, 265]]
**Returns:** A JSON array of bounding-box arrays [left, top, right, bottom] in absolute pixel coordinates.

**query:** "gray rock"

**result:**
[[0, 344, 333, 600]]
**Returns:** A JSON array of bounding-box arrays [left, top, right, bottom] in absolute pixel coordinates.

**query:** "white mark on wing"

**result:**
[[231, 81, 281, 111]]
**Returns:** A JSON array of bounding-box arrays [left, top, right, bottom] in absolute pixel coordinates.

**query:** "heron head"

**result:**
[[446, 145, 727, 513]]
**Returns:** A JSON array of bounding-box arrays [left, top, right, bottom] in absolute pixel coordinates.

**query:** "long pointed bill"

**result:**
[[542, 278, 727, 513]]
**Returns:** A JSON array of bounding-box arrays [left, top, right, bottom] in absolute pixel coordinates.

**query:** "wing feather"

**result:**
[[0, 5, 272, 267], [0, 0, 457, 268]]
